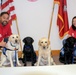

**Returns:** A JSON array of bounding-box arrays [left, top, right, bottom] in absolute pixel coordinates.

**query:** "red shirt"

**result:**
[[0, 23, 12, 42], [68, 26, 76, 38]]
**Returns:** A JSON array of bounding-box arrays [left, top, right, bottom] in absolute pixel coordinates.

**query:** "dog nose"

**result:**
[[43, 46, 46, 49], [15, 40, 18, 43]]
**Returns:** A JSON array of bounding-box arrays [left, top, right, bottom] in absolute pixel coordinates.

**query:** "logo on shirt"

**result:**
[[0, 34, 2, 38], [72, 33, 74, 37]]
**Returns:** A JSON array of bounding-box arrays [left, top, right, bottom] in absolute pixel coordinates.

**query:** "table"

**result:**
[[0, 65, 76, 75]]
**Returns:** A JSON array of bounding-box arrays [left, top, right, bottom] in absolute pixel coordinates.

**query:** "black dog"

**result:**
[[20, 37, 37, 66], [63, 37, 76, 64]]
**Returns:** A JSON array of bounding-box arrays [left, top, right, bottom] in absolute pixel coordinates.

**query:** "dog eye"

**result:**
[[45, 41, 47, 43], [16, 36, 18, 38], [12, 37, 14, 38], [41, 42, 43, 43]]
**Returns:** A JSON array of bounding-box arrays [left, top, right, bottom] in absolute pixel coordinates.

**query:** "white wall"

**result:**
[[12, 0, 76, 50]]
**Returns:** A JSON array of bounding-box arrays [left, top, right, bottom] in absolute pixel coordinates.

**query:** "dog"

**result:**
[[37, 37, 55, 66], [19, 37, 37, 66], [0, 34, 21, 67], [63, 37, 76, 64]]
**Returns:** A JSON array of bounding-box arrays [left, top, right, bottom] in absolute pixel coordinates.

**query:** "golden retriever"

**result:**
[[37, 37, 55, 66], [0, 34, 21, 67]]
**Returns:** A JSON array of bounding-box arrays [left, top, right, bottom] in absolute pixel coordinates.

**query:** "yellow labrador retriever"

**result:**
[[37, 37, 55, 66], [0, 34, 21, 67]]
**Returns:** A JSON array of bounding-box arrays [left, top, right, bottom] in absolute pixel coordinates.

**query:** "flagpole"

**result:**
[[48, 1, 55, 40], [1, 0, 2, 6], [15, 18, 23, 56]]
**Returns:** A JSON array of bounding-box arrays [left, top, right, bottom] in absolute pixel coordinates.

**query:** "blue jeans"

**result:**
[[73, 44, 76, 56]]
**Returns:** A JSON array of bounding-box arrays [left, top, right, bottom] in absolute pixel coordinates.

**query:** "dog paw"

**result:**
[[24, 64, 26, 66], [34, 62, 37, 66], [11, 65, 14, 67], [32, 63, 34, 66], [0, 66, 5, 67], [18, 63, 22, 66], [51, 62, 56, 65], [53, 62, 56, 65]]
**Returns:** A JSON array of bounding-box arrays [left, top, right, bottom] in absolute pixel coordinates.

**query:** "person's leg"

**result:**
[[72, 43, 76, 63]]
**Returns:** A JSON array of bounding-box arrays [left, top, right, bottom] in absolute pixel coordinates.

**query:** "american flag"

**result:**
[[0, 0, 16, 25], [0, 0, 22, 51]]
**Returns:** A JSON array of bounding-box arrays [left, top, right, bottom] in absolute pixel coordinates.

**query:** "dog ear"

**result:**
[[31, 38, 34, 43], [23, 38, 26, 43], [48, 40, 50, 45], [38, 40, 41, 46]]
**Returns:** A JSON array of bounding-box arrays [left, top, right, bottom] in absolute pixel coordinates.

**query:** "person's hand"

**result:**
[[0, 40, 6, 47]]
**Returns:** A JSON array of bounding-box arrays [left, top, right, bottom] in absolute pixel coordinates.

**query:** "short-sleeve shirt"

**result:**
[[0, 23, 12, 42], [68, 26, 76, 38]]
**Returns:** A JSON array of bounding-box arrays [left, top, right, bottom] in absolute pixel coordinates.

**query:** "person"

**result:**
[[59, 16, 76, 63], [0, 12, 12, 65], [0, 12, 12, 48], [68, 16, 76, 38], [68, 16, 76, 62]]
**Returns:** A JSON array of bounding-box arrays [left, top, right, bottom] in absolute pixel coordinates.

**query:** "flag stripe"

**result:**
[[57, 14, 64, 35], [1, 1, 9, 9], [57, 14, 64, 24], [54, 0, 60, 4], [1, 1, 14, 10], [7, 6, 15, 13]]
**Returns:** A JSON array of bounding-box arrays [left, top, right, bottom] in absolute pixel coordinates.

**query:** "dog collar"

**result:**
[[10, 42, 16, 47], [25, 45, 31, 48]]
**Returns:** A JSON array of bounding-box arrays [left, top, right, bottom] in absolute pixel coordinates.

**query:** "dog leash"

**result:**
[[14, 48, 17, 67], [10, 42, 18, 67]]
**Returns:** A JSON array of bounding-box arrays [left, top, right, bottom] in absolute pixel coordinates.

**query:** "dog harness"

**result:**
[[2, 47, 18, 57], [2, 47, 7, 57], [2, 42, 18, 67]]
